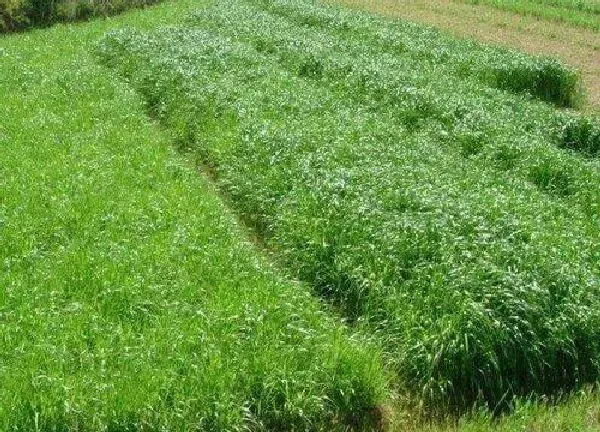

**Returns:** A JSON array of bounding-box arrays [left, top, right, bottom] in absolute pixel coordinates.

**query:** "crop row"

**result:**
[[248, 0, 583, 107], [0, 9, 387, 429], [97, 0, 600, 412], [188, 0, 599, 160]]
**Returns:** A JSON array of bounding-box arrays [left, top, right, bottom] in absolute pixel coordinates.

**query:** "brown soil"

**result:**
[[329, 0, 600, 112]]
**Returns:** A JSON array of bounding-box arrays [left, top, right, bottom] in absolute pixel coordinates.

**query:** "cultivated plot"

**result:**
[[98, 0, 600, 413]]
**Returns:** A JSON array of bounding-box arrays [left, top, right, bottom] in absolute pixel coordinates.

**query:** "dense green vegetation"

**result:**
[[0, 2, 388, 429], [460, 0, 600, 30], [0, 0, 161, 32], [98, 0, 600, 413], [2, 0, 599, 429]]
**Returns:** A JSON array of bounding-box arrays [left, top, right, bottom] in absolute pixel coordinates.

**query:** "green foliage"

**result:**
[[254, 0, 583, 108], [97, 0, 600, 413], [412, 387, 600, 432], [528, 159, 575, 196], [559, 114, 600, 157], [0, 0, 28, 30], [0, 2, 388, 429], [0, 0, 162, 32], [27, 0, 56, 24], [488, 58, 582, 108]]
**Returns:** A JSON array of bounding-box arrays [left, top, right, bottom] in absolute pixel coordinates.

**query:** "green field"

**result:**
[[460, 0, 600, 30], [2, 0, 600, 430], [0, 3, 388, 429], [98, 0, 600, 410]]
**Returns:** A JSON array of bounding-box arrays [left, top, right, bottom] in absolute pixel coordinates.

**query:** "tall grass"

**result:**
[[97, 0, 600, 413], [559, 115, 600, 157], [0, 0, 162, 32], [0, 2, 388, 429], [257, 0, 584, 108]]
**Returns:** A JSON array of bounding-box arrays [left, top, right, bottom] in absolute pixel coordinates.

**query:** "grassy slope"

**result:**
[[0, 2, 388, 430], [459, 0, 600, 29]]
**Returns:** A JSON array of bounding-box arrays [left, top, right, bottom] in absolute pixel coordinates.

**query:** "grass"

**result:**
[[460, 0, 600, 30], [282, 0, 584, 108], [2, 0, 600, 429], [559, 115, 600, 157], [97, 0, 600, 414], [328, 0, 600, 113], [410, 387, 600, 431], [0, 2, 389, 429]]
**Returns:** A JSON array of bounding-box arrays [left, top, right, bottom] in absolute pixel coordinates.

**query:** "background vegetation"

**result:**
[[0, 0, 161, 32], [460, 0, 600, 30]]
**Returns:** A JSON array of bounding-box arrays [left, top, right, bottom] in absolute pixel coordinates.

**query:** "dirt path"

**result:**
[[330, 0, 600, 112]]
